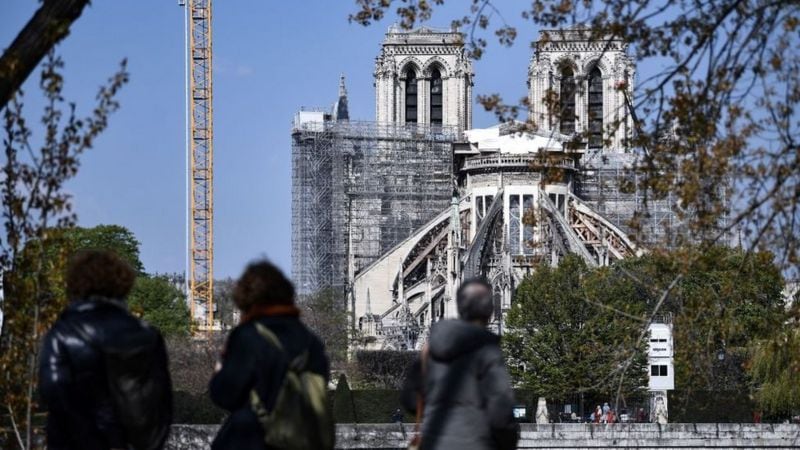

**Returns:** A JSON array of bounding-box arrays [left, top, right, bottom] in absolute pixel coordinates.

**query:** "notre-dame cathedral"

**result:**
[[291, 25, 676, 351]]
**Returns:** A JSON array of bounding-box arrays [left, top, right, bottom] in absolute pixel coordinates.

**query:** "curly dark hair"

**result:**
[[66, 250, 136, 301], [233, 259, 295, 311]]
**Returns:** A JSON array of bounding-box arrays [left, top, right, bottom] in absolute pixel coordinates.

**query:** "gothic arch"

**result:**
[[581, 54, 611, 77], [552, 55, 578, 75], [397, 57, 424, 79], [421, 56, 452, 78]]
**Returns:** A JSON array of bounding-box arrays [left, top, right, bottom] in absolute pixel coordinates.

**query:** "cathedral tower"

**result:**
[[528, 28, 635, 151], [374, 25, 473, 132]]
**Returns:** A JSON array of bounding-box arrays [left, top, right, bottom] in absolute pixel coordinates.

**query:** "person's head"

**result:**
[[456, 278, 493, 325], [233, 259, 295, 312], [66, 250, 136, 301]]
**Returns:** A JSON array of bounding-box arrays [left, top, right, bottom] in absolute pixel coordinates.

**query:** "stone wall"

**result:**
[[168, 423, 800, 449]]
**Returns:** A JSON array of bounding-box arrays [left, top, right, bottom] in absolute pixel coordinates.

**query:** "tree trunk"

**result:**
[[0, 0, 91, 110], [25, 304, 39, 449]]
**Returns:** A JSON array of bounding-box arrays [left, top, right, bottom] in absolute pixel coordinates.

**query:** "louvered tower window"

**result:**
[[430, 69, 443, 125], [560, 67, 576, 134], [405, 69, 418, 124], [588, 67, 603, 148]]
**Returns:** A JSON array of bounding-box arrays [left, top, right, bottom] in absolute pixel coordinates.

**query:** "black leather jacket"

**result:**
[[38, 297, 171, 450]]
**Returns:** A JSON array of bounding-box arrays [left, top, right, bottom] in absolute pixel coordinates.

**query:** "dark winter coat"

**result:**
[[402, 319, 519, 450], [38, 297, 172, 450], [209, 313, 330, 450]]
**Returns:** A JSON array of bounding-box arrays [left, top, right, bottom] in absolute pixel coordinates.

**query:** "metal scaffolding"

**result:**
[[576, 151, 680, 248], [291, 118, 456, 299]]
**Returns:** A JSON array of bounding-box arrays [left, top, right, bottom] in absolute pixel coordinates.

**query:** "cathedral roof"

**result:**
[[384, 24, 463, 45], [464, 124, 565, 155]]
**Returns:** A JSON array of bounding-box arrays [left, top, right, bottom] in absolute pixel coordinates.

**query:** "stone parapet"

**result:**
[[167, 423, 800, 449]]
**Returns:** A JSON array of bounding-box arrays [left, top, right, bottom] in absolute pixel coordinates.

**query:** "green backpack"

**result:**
[[249, 322, 335, 450]]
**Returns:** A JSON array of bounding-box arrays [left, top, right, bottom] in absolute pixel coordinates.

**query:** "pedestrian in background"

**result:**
[[636, 408, 647, 423], [392, 408, 407, 439], [39, 250, 172, 450], [401, 278, 519, 450]]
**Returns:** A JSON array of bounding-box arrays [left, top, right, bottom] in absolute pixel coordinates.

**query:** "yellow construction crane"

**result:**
[[182, 0, 214, 330]]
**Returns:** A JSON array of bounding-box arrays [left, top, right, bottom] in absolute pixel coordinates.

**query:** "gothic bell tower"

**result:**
[[528, 28, 635, 151], [374, 25, 473, 132]]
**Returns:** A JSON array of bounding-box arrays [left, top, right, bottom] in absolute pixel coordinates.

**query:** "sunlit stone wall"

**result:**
[[167, 423, 800, 449]]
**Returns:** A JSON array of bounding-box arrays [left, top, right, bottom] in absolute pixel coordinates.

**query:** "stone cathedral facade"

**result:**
[[528, 27, 635, 149], [374, 25, 473, 131], [292, 26, 674, 352]]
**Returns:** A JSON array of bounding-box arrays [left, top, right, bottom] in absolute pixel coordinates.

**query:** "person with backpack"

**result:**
[[401, 278, 519, 450], [209, 260, 333, 450], [38, 250, 173, 450]]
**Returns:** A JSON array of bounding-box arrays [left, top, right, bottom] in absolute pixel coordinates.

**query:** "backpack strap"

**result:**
[[253, 322, 309, 372], [253, 322, 284, 350]]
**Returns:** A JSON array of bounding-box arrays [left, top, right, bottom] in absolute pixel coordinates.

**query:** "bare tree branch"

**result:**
[[0, 0, 91, 110]]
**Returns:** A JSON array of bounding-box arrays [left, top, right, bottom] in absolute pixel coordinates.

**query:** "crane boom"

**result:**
[[186, 0, 214, 329]]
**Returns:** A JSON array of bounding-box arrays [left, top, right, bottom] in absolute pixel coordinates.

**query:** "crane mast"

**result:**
[[184, 0, 214, 330]]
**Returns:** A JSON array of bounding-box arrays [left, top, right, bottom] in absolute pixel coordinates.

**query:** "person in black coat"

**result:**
[[210, 260, 330, 450], [38, 250, 172, 450], [401, 278, 519, 450]]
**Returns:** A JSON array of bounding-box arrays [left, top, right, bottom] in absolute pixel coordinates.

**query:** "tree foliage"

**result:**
[[128, 276, 191, 337], [0, 53, 127, 448], [749, 306, 800, 415], [619, 246, 786, 392], [299, 288, 350, 366], [49, 224, 189, 337], [504, 254, 648, 402], [504, 247, 787, 406], [63, 224, 145, 274]]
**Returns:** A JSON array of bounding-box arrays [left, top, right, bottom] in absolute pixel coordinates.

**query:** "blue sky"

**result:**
[[1, 1, 539, 279]]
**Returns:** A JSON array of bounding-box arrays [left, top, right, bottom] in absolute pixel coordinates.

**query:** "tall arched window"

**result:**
[[559, 67, 576, 134], [588, 67, 603, 148], [405, 68, 418, 124], [430, 68, 443, 126]]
